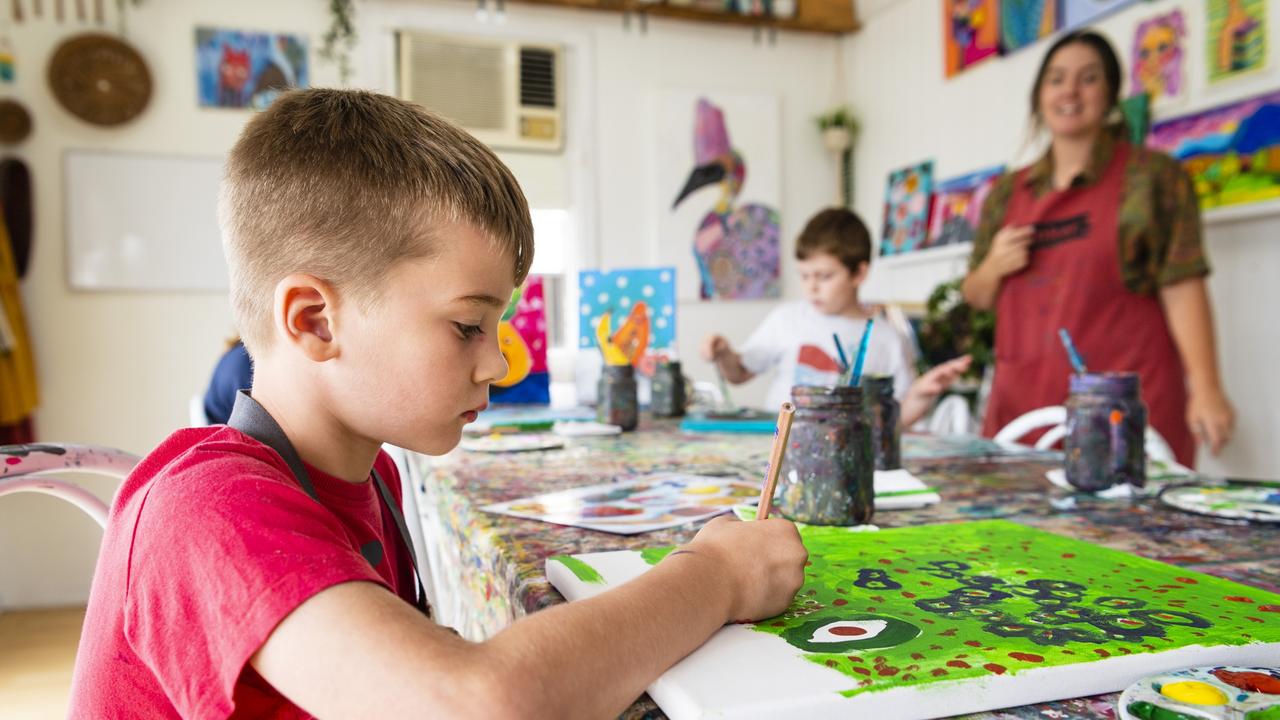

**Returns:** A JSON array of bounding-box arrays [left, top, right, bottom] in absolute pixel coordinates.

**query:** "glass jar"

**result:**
[[597, 364, 639, 431], [861, 375, 901, 470], [1064, 372, 1146, 492], [650, 360, 687, 418], [776, 385, 874, 526]]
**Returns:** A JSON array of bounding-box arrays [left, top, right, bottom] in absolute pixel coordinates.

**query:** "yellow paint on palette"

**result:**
[[696, 496, 741, 506], [683, 485, 721, 495], [1160, 680, 1228, 705]]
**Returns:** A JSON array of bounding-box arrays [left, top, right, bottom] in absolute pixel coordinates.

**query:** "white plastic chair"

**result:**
[[926, 394, 974, 436], [0, 443, 140, 528], [993, 405, 1175, 462], [189, 394, 210, 427]]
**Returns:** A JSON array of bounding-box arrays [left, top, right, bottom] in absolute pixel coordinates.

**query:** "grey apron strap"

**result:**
[[227, 390, 432, 617]]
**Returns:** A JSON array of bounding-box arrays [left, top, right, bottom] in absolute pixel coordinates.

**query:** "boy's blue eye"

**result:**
[[454, 322, 485, 340]]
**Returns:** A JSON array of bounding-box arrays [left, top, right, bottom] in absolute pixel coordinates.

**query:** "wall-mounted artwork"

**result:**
[[1131, 9, 1186, 107], [944, 0, 1000, 78], [1207, 0, 1267, 84], [549, 520, 1280, 719], [926, 165, 1004, 249], [195, 27, 308, 110], [490, 276, 550, 405], [1148, 89, 1280, 210], [1061, 0, 1139, 30], [578, 267, 676, 369], [1001, 0, 1058, 53], [659, 92, 781, 301], [881, 161, 934, 256]]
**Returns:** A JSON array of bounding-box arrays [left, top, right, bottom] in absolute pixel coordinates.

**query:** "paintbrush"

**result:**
[[1057, 328, 1087, 374], [714, 364, 735, 412], [849, 319, 874, 386], [832, 332, 850, 374], [755, 402, 795, 520]]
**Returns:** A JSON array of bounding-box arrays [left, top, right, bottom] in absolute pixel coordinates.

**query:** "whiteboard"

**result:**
[[64, 149, 230, 291]]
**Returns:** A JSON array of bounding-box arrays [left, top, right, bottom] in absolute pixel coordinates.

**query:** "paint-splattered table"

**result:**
[[407, 419, 1280, 719]]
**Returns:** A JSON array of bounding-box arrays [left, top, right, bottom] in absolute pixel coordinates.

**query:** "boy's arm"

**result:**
[[252, 516, 806, 720]]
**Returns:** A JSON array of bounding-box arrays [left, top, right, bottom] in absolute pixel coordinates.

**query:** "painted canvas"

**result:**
[[1207, 0, 1267, 84], [1061, 0, 1139, 30], [1001, 0, 1058, 53], [482, 473, 760, 535], [578, 267, 676, 372], [925, 165, 1005, 249], [659, 91, 781, 301], [1148, 89, 1280, 209], [1131, 9, 1186, 106], [944, 0, 1000, 78], [548, 520, 1280, 719], [195, 27, 307, 110], [490, 276, 550, 405], [881, 161, 934, 256]]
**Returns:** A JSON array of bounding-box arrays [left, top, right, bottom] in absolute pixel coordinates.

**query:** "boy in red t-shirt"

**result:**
[[69, 89, 807, 719]]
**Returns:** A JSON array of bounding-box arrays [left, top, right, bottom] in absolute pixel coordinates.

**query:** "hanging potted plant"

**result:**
[[815, 104, 857, 153]]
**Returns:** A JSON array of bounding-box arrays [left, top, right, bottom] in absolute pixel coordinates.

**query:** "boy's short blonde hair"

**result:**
[[795, 208, 872, 274], [219, 88, 534, 353]]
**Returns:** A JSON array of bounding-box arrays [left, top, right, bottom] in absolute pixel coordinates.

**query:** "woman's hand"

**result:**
[[981, 225, 1034, 278], [1186, 387, 1234, 456]]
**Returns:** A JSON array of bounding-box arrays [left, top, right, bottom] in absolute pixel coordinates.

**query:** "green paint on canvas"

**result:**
[[744, 520, 1280, 697], [1246, 706, 1280, 720], [550, 555, 605, 584], [640, 547, 676, 566]]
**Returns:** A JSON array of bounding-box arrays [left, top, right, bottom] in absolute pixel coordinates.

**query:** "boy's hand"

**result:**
[[982, 225, 1034, 279], [701, 334, 731, 362], [682, 515, 807, 623], [911, 355, 972, 401]]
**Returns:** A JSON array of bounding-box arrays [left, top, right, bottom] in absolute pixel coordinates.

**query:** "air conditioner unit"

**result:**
[[397, 30, 564, 153]]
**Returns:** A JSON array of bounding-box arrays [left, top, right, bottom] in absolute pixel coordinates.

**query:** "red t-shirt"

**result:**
[[68, 426, 416, 719]]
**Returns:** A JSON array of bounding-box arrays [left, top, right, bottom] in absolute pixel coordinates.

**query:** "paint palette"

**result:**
[[481, 473, 760, 535], [1118, 666, 1280, 720], [1159, 485, 1280, 524], [458, 433, 566, 453]]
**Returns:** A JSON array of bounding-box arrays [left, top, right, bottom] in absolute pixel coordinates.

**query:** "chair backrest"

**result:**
[[926, 394, 973, 436], [0, 443, 140, 528], [994, 405, 1177, 459]]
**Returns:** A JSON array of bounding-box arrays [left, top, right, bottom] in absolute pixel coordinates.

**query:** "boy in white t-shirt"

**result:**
[[703, 208, 970, 426]]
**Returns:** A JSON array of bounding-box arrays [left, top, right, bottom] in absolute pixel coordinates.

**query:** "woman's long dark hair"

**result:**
[[1029, 30, 1128, 138]]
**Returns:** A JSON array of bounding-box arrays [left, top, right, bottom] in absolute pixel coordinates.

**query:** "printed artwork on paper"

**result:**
[[659, 91, 781, 301], [1148, 89, 1280, 209], [490, 276, 550, 405], [945, 0, 1000, 78], [1207, 0, 1267, 84], [1061, 0, 1139, 30], [1131, 9, 1186, 106], [483, 473, 760, 535], [578, 267, 676, 371], [926, 165, 1005, 249], [548, 520, 1280, 720], [1001, 0, 1058, 53], [195, 27, 308, 110], [881, 161, 935, 257]]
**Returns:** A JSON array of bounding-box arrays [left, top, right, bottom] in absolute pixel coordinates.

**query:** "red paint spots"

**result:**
[[931, 669, 949, 677], [893, 568, 908, 574], [947, 660, 971, 669], [911, 653, 925, 660], [770, 621, 786, 627], [1247, 616, 1265, 623], [1015, 570, 1029, 575], [826, 659, 839, 668], [1061, 650, 1075, 655], [1212, 669, 1280, 694], [929, 644, 944, 651], [1008, 652, 1044, 663], [920, 581, 934, 586], [866, 607, 878, 613], [878, 558, 892, 565], [851, 666, 870, 676], [901, 674, 916, 682], [984, 664, 1007, 675], [847, 656, 864, 663], [831, 626, 868, 637], [1226, 596, 1255, 603], [878, 666, 900, 677], [902, 591, 917, 599], [1176, 576, 1198, 584], [1261, 605, 1280, 613], [1094, 649, 1111, 658], [1061, 553, 1076, 559], [4, 457, 20, 465], [964, 640, 982, 647], [833, 599, 848, 606], [940, 628, 958, 637]]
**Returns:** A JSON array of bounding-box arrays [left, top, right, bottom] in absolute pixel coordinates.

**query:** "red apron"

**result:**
[[981, 143, 1195, 466]]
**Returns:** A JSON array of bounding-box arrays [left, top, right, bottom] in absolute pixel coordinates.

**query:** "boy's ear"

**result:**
[[273, 273, 341, 362], [852, 260, 870, 283]]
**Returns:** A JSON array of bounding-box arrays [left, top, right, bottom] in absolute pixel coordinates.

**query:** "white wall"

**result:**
[[3, 0, 838, 607], [841, 0, 1280, 476]]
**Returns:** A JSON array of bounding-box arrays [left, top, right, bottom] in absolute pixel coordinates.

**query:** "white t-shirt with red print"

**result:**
[[739, 301, 915, 411]]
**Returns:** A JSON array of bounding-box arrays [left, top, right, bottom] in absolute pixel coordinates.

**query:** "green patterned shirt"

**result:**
[[968, 131, 1210, 295]]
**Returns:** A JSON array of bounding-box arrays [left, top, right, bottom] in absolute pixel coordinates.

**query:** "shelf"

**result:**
[[1202, 198, 1280, 227], [506, 0, 860, 34]]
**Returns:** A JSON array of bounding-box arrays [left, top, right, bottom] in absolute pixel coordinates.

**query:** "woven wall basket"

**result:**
[[47, 33, 152, 126]]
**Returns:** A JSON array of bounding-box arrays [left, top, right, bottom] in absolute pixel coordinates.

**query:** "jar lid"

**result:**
[[1069, 372, 1139, 395]]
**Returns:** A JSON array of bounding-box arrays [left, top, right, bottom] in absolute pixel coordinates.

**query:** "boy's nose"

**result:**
[[475, 340, 509, 385]]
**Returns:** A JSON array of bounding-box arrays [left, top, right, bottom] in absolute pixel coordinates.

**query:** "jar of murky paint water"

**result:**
[[597, 364, 639, 431], [776, 385, 874, 526], [1064, 372, 1146, 492], [861, 375, 901, 470], [649, 360, 687, 418]]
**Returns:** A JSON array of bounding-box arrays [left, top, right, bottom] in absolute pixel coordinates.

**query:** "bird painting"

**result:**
[[672, 98, 780, 300]]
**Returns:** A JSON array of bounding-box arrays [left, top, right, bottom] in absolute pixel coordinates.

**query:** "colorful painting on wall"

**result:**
[[1207, 0, 1267, 84], [881, 161, 935, 256], [490, 276, 550, 405], [944, 0, 1001, 78], [1148, 89, 1280, 209], [1000, 0, 1058, 53], [195, 28, 307, 110], [659, 91, 781, 301], [1061, 0, 1139, 30], [1131, 9, 1186, 107], [578, 267, 676, 370], [548, 520, 1280, 719], [483, 473, 760, 535], [926, 165, 1005, 249]]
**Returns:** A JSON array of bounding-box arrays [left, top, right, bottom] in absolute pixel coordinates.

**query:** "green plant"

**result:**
[[320, 0, 357, 84], [815, 104, 859, 133], [915, 278, 994, 380]]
